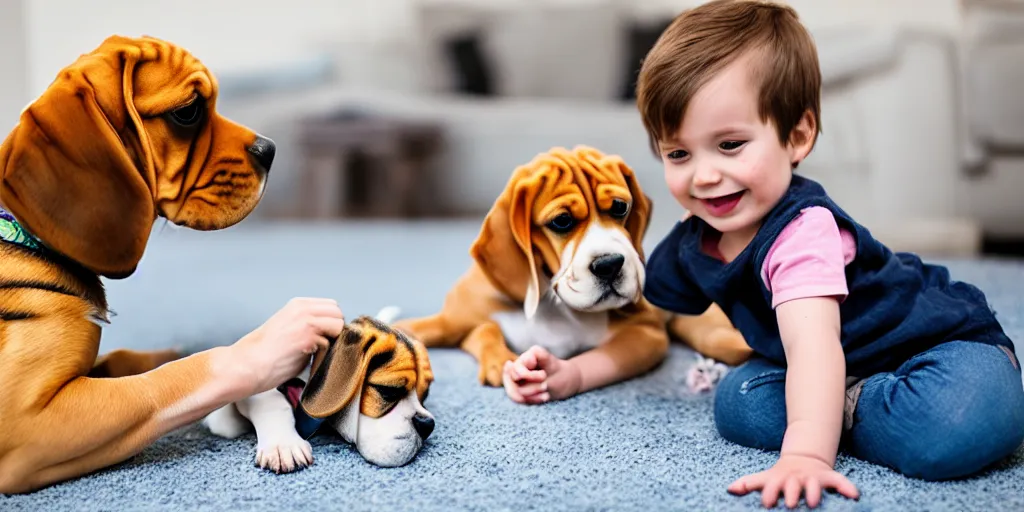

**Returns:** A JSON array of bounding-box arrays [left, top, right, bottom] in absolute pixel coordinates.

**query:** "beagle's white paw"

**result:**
[[256, 432, 313, 474]]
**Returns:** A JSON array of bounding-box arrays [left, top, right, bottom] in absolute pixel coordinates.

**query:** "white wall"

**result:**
[[0, 0, 29, 136], [22, 0, 418, 97]]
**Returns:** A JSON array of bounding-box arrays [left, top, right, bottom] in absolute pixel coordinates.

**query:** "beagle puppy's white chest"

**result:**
[[491, 294, 611, 360]]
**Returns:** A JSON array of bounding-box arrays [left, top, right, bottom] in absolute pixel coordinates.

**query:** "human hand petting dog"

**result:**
[[502, 345, 583, 404], [229, 298, 346, 397]]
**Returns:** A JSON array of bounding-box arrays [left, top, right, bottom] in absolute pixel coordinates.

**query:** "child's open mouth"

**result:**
[[699, 190, 745, 217]]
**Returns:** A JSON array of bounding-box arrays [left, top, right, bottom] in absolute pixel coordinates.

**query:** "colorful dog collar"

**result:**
[[0, 206, 44, 252]]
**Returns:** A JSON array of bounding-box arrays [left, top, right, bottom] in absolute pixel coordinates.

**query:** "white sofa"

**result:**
[[958, 0, 1024, 239], [216, 1, 983, 256]]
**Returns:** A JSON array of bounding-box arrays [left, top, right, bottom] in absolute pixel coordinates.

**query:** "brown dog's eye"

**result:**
[[609, 199, 630, 219], [372, 384, 406, 402], [546, 213, 576, 234], [168, 99, 205, 127]]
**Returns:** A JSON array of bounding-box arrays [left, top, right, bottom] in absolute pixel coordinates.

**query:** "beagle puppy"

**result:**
[[394, 146, 750, 391], [204, 308, 436, 472], [0, 36, 272, 492]]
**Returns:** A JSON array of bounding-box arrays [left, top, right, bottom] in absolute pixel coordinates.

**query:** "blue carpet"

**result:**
[[2, 220, 1023, 511]]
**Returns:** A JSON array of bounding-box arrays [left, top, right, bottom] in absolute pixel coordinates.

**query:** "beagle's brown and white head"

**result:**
[[472, 145, 652, 318], [299, 316, 435, 467], [0, 35, 272, 278]]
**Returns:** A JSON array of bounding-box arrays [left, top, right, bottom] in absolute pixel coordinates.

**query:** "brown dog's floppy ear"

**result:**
[[410, 338, 434, 403], [300, 323, 393, 419], [469, 166, 544, 317], [0, 36, 155, 278], [616, 158, 652, 262]]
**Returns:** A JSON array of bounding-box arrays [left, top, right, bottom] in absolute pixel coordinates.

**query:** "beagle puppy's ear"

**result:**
[[410, 338, 434, 403], [469, 167, 545, 318], [618, 160, 652, 262], [0, 37, 155, 278], [300, 325, 388, 419]]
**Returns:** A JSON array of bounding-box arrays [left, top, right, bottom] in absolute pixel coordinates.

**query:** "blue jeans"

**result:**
[[714, 340, 1024, 481]]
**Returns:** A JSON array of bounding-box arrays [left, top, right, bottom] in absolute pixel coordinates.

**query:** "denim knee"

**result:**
[[713, 358, 788, 451], [858, 341, 1024, 481]]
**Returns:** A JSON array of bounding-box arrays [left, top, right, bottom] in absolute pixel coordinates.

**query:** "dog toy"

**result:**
[[686, 354, 730, 393]]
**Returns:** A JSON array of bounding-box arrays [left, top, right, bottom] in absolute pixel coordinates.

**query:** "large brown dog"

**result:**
[[0, 36, 273, 493], [394, 146, 751, 392]]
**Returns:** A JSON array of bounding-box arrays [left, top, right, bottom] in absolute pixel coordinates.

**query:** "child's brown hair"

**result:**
[[636, 0, 822, 154]]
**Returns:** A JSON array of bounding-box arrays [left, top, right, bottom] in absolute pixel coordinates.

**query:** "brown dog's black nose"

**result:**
[[590, 253, 625, 281], [413, 414, 435, 440], [247, 135, 276, 172]]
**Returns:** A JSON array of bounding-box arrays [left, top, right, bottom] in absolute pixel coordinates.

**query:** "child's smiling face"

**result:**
[[658, 50, 816, 240]]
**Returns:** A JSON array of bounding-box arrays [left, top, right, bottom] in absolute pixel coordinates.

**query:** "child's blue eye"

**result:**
[[720, 141, 746, 151]]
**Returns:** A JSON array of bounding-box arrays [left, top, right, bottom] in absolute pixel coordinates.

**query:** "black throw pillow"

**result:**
[[442, 32, 495, 96], [620, 18, 673, 101]]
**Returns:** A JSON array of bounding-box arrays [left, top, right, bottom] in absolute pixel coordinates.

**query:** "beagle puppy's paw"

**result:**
[[232, 388, 316, 473], [255, 433, 313, 474], [204, 389, 314, 474], [478, 345, 518, 386]]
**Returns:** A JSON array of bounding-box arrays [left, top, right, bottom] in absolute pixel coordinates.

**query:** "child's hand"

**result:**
[[727, 454, 859, 509], [502, 346, 582, 404]]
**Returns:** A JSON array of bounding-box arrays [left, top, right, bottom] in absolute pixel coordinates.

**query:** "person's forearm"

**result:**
[[781, 340, 845, 466], [569, 323, 668, 396], [777, 298, 846, 467], [569, 350, 616, 394]]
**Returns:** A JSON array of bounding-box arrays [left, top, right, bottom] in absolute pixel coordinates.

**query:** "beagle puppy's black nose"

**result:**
[[246, 134, 276, 172], [412, 414, 435, 440], [590, 253, 625, 281]]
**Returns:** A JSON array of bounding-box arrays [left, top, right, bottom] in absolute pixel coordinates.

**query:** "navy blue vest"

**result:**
[[644, 175, 1013, 377]]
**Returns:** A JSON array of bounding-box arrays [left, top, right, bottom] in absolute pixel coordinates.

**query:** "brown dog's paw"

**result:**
[[478, 346, 517, 386]]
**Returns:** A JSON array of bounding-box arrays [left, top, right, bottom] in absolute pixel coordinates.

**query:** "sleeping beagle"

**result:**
[[204, 308, 436, 472], [394, 146, 750, 393], [0, 36, 273, 493]]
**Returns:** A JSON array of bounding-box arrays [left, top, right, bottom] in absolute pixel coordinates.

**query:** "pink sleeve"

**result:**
[[761, 206, 857, 309]]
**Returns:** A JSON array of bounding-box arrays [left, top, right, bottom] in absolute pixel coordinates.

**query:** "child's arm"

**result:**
[[727, 207, 860, 507], [776, 296, 846, 466], [503, 315, 668, 403], [727, 296, 858, 508]]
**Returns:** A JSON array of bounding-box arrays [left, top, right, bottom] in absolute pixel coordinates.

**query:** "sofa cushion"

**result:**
[[963, 2, 1024, 148], [415, 0, 626, 101]]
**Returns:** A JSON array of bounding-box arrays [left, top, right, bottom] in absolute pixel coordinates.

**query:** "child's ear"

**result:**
[[787, 109, 817, 167]]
